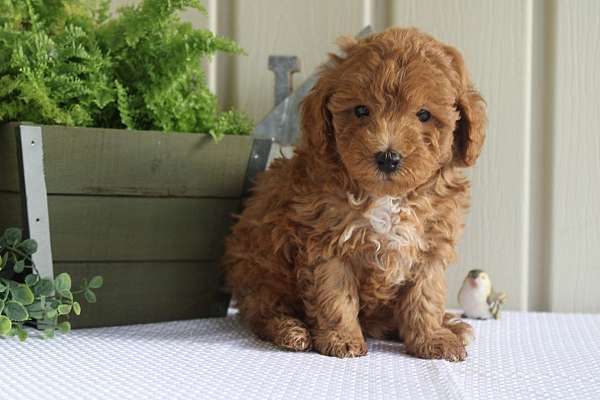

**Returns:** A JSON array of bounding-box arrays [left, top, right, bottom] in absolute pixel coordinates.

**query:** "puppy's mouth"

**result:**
[[378, 169, 401, 180], [364, 171, 412, 198]]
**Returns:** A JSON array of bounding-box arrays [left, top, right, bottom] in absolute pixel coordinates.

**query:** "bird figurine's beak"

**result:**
[[468, 277, 478, 288]]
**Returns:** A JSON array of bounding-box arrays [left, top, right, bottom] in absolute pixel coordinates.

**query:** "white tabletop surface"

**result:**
[[3, 311, 599, 399]]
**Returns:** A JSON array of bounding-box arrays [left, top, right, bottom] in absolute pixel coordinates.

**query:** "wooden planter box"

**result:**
[[0, 123, 267, 328]]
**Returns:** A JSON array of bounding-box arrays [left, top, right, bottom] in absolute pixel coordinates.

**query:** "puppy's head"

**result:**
[[300, 27, 486, 197]]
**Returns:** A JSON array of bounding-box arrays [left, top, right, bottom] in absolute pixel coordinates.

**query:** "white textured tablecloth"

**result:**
[[3, 311, 600, 399]]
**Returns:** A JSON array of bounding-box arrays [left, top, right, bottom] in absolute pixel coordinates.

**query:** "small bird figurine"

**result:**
[[458, 269, 507, 320]]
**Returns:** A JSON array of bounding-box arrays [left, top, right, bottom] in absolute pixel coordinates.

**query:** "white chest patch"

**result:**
[[339, 193, 427, 277], [363, 196, 425, 252]]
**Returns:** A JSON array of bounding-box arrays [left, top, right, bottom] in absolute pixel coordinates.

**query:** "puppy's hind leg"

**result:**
[[238, 287, 312, 352]]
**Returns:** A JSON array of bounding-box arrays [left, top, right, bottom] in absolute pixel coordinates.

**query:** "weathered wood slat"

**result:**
[[41, 125, 254, 198], [57, 261, 227, 327], [0, 123, 21, 192], [0, 192, 24, 230], [48, 196, 240, 261]]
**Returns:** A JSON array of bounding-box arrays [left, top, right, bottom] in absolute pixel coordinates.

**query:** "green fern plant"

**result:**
[[0, 0, 253, 140]]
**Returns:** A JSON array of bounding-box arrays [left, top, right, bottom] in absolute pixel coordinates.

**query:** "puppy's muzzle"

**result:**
[[375, 150, 403, 173]]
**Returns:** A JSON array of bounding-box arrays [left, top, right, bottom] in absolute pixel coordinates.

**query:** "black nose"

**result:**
[[375, 150, 403, 173]]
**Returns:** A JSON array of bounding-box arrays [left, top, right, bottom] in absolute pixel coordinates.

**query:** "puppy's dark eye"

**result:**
[[416, 109, 431, 122], [354, 105, 370, 118]]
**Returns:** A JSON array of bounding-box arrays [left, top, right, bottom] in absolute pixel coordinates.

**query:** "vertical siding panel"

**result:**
[[204, 0, 218, 94], [215, 0, 235, 109], [389, 0, 532, 310], [371, 0, 392, 32], [550, 0, 600, 313], [528, 0, 555, 311]]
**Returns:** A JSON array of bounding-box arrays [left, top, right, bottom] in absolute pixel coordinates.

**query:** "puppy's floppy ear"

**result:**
[[299, 76, 333, 154], [300, 36, 359, 154], [445, 46, 487, 167]]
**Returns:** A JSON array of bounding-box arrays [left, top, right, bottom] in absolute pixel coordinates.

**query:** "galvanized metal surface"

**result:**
[[241, 138, 273, 198], [252, 74, 318, 146], [18, 125, 54, 279]]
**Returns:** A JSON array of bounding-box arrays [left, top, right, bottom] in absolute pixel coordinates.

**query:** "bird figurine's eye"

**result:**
[[416, 109, 431, 122], [354, 105, 370, 118]]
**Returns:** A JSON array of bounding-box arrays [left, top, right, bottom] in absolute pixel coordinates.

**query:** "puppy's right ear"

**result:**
[[444, 45, 487, 167], [299, 78, 333, 154]]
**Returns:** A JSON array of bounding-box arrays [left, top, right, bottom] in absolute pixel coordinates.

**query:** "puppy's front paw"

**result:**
[[406, 328, 467, 362], [443, 313, 474, 346], [271, 318, 312, 352], [313, 330, 368, 358]]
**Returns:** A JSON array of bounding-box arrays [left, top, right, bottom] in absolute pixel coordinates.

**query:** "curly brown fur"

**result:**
[[224, 27, 486, 361]]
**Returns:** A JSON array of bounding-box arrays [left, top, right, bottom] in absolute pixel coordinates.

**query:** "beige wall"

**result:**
[[112, 0, 600, 313], [549, 0, 600, 313]]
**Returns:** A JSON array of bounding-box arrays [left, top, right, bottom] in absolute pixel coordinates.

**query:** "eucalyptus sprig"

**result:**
[[0, 228, 102, 341]]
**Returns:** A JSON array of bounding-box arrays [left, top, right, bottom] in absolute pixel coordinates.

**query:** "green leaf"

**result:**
[[0, 300, 4, 314], [0, 253, 8, 270], [58, 289, 73, 301], [35, 278, 55, 296], [3, 228, 22, 245], [29, 310, 44, 319], [54, 273, 72, 291], [0, 280, 7, 292], [84, 289, 96, 303], [72, 301, 81, 316], [57, 321, 71, 333], [25, 274, 39, 287], [10, 285, 35, 305], [17, 327, 28, 342], [19, 239, 38, 255], [46, 308, 57, 319], [13, 260, 25, 273], [28, 300, 43, 312], [4, 301, 29, 321], [43, 328, 55, 339], [57, 304, 71, 315], [88, 275, 103, 289], [0, 315, 11, 336]]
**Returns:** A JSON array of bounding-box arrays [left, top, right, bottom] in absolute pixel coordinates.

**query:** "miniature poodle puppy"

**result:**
[[224, 27, 486, 361]]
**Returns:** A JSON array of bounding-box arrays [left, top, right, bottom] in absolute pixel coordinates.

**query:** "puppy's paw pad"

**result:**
[[314, 331, 368, 358], [443, 315, 474, 346], [407, 329, 467, 362], [273, 320, 312, 351]]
